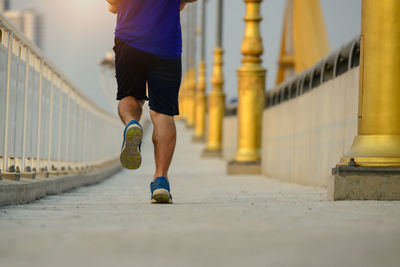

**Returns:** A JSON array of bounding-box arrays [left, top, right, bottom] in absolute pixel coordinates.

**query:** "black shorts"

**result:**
[[113, 37, 182, 116]]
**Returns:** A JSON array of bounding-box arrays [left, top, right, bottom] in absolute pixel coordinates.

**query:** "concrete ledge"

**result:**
[[328, 166, 400, 201], [21, 172, 36, 179], [0, 160, 122, 206], [1, 172, 20, 181], [227, 160, 261, 175]]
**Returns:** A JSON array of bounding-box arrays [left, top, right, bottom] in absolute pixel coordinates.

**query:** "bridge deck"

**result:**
[[0, 122, 399, 267]]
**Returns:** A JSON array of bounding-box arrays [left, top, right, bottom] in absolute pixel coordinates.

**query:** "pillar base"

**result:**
[[227, 160, 261, 175], [202, 149, 222, 158], [339, 135, 400, 167], [328, 166, 400, 201], [192, 136, 205, 143]]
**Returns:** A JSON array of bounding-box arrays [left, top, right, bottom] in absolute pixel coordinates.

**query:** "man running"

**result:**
[[108, 0, 197, 204]]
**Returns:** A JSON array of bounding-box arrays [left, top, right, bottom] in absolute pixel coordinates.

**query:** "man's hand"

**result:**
[[180, 0, 198, 11], [107, 0, 119, 14]]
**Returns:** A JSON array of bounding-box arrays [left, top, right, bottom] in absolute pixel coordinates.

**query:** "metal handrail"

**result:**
[[265, 36, 361, 108], [225, 36, 361, 116], [0, 13, 121, 179]]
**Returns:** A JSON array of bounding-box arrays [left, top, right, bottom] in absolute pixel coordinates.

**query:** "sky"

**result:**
[[9, 0, 361, 113]]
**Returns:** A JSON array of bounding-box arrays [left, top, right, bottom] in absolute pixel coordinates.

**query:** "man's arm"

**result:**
[[180, 0, 198, 11], [107, 0, 119, 14]]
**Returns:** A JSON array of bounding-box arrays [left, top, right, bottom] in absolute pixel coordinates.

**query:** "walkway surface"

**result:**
[[1, 122, 400, 267]]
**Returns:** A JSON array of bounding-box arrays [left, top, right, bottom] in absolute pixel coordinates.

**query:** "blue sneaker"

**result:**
[[120, 120, 143, 170], [151, 177, 173, 204]]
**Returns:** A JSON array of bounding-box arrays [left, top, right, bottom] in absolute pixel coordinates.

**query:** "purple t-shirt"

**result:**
[[115, 0, 182, 59]]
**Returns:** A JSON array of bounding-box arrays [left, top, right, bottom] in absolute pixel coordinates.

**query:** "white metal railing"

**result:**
[[0, 13, 122, 179]]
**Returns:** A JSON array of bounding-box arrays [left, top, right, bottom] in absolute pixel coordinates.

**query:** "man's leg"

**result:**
[[119, 96, 145, 170], [150, 110, 176, 181], [118, 96, 145, 125], [147, 53, 181, 203]]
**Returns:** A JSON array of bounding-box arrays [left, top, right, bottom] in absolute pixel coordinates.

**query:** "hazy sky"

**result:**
[[10, 0, 361, 113]]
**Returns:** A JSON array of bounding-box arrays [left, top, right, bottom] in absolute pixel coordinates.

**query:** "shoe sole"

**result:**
[[120, 125, 142, 170], [151, 189, 173, 204]]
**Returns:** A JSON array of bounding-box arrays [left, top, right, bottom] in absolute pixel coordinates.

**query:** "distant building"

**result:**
[[1, 1, 44, 49]]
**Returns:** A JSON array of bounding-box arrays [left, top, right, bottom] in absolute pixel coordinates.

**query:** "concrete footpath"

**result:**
[[0, 122, 399, 267]]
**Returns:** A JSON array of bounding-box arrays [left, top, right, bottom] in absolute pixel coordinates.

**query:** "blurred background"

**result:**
[[2, 0, 361, 113]]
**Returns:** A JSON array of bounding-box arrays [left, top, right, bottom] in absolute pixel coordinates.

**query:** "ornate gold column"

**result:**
[[329, 0, 400, 200], [193, 0, 207, 141], [178, 73, 188, 121], [339, 0, 400, 167], [203, 48, 225, 156], [179, 5, 192, 122], [203, 0, 225, 157], [193, 61, 207, 141], [185, 68, 196, 128], [227, 0, 266, 174], [185, 3, 197, 128]]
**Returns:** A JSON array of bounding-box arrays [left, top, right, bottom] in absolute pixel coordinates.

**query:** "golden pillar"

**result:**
[[178, 73, 188, 121], [203, 0, 225, 157], [329, 0, 400, 201], [203, 48, 225, 156], [339, 0, 400, 167], [193, 0, 207, 141], [193, 61, 207, 141], [185, 68, 196, 128], [184, 3, 197, 129], [228, 0, 266, 174]]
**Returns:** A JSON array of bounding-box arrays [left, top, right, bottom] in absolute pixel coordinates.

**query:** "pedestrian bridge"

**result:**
[[0, 9, 361, 203], [1, 120, 399, 267], [1, 1, 400, 266]]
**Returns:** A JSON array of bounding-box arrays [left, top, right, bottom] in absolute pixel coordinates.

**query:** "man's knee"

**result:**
[[150, 109, 174, 120], [120, 96, 145, 105]]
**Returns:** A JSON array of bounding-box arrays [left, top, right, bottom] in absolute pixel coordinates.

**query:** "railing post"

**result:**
[[227, 0, 266, 175], [35, 60, 44, 176], [2, 32, 13, 179], [47, 71, 54, 174], [64, 89, 71, 172], [203, 0, 225, 158], [330, 0, 400, 200], [57, 83, 63, 173], [21, 48, 33, 178]]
